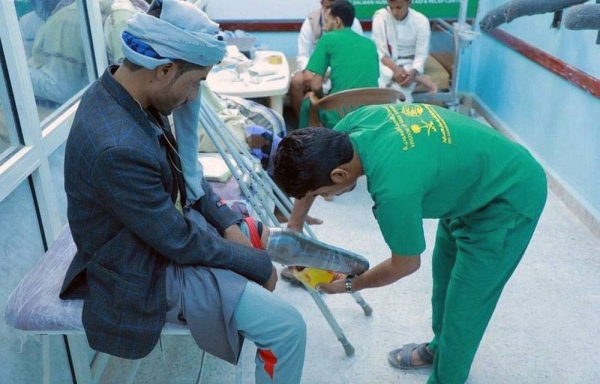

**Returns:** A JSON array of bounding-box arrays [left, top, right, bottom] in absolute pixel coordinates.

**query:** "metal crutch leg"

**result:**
[[198, 100, 372, 354], [306, 288, 355, 356]]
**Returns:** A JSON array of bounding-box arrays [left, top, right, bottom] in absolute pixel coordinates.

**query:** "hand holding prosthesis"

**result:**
[[266, 228, 369, 276]]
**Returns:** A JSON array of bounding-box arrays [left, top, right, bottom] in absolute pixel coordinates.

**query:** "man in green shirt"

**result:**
[[274, 103, 547, 384], [298, 0, 379, 128]]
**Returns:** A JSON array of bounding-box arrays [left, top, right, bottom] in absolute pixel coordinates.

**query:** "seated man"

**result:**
[[371, 0, 436, 103], [289, 0, 363, 119], [298, 0, 379, 129], [59, 1, 306, 382]]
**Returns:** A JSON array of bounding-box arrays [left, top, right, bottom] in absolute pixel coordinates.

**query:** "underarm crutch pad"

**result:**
[[266, 228, 369, 275]]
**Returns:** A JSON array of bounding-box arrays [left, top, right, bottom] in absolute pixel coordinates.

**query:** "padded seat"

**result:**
[[4, 223, 246, 383], [414, 55, 451, 94], [4, 226, 189, 334]]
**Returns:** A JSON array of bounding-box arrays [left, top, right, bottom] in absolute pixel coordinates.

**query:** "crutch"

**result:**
[[199, 101, 372, 356], [199, 106, 296, 229]]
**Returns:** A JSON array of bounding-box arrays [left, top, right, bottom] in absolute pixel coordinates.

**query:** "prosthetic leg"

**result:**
[[267, 228, 369, 276], [199, 101, 372, 356]]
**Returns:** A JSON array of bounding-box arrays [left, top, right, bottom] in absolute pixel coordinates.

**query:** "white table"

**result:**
[[205, 50, 289, 115]]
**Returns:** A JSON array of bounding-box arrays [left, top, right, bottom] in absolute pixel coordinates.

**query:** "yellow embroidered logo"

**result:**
[[423, 104, 452, 144], [401, 105, 424, 117], [410, 121, 437, 136], [385, 104, 451, 150]]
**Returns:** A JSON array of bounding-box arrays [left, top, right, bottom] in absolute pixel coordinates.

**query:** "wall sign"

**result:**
[[350, 0, 479, 20]]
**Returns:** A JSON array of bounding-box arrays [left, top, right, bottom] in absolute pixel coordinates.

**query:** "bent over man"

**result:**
[[274, 104, 547, 384]]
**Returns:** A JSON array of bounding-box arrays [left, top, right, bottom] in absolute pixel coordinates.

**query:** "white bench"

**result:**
[[3, 226, 206, 384]]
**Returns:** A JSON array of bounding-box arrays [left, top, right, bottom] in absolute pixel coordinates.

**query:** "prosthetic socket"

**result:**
[[266, 228, 369, 275]]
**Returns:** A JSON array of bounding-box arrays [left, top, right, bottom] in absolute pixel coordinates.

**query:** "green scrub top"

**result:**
[[305, 27, 379, 128], [307, 27, 379, 94], [334, 104, 545, 255]]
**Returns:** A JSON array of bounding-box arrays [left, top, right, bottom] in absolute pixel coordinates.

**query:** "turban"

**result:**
[[121, 0, 226, 69]]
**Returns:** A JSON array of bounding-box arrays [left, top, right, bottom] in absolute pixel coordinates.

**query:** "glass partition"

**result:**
[[0, 103, 10, 157], [0, 1, 118, 381], [0, 44, 21, 162], [0, 180, 49, 383], [17, 0, 95, 120]]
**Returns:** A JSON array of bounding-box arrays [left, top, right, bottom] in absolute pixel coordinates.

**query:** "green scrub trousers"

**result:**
[[335, 103, 549, 383], [427, 199, 546, 384]]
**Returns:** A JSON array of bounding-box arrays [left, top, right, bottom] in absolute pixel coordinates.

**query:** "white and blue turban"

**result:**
[[121, 0, 226, 68], [122, 0, 228, 204]]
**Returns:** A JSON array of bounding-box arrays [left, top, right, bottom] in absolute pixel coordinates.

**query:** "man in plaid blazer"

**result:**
[[59, 1, 306, 382]]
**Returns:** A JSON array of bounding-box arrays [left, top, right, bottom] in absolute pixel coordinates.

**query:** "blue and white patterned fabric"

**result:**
[[120, 0, 226, 69]]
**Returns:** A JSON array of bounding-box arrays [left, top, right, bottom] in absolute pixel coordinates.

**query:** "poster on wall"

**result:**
[[349, 0, 479, 20]]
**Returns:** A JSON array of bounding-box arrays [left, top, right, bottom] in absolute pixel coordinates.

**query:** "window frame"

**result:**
[[0, 0, 109, 246]]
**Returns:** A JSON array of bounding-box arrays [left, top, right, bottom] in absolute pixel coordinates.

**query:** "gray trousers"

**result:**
[[165, 220, 306, 383]]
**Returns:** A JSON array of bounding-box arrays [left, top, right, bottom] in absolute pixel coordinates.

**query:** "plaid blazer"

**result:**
[[60, 67, 272, 359]]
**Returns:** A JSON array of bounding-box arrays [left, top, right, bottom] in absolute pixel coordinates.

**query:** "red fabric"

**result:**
[[258, 349, 278, 379], [243, 217, 263, 249]]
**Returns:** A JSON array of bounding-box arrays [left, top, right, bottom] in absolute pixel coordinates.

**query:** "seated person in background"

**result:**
[[371, 0, 436, 103], [298, 0, 379, 129], [59, 1, 306, 382], [19, 0, 62, 58], [28, 0, 113, 106], [289, 0, 363, 119], [28, 1, 87, 106]]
